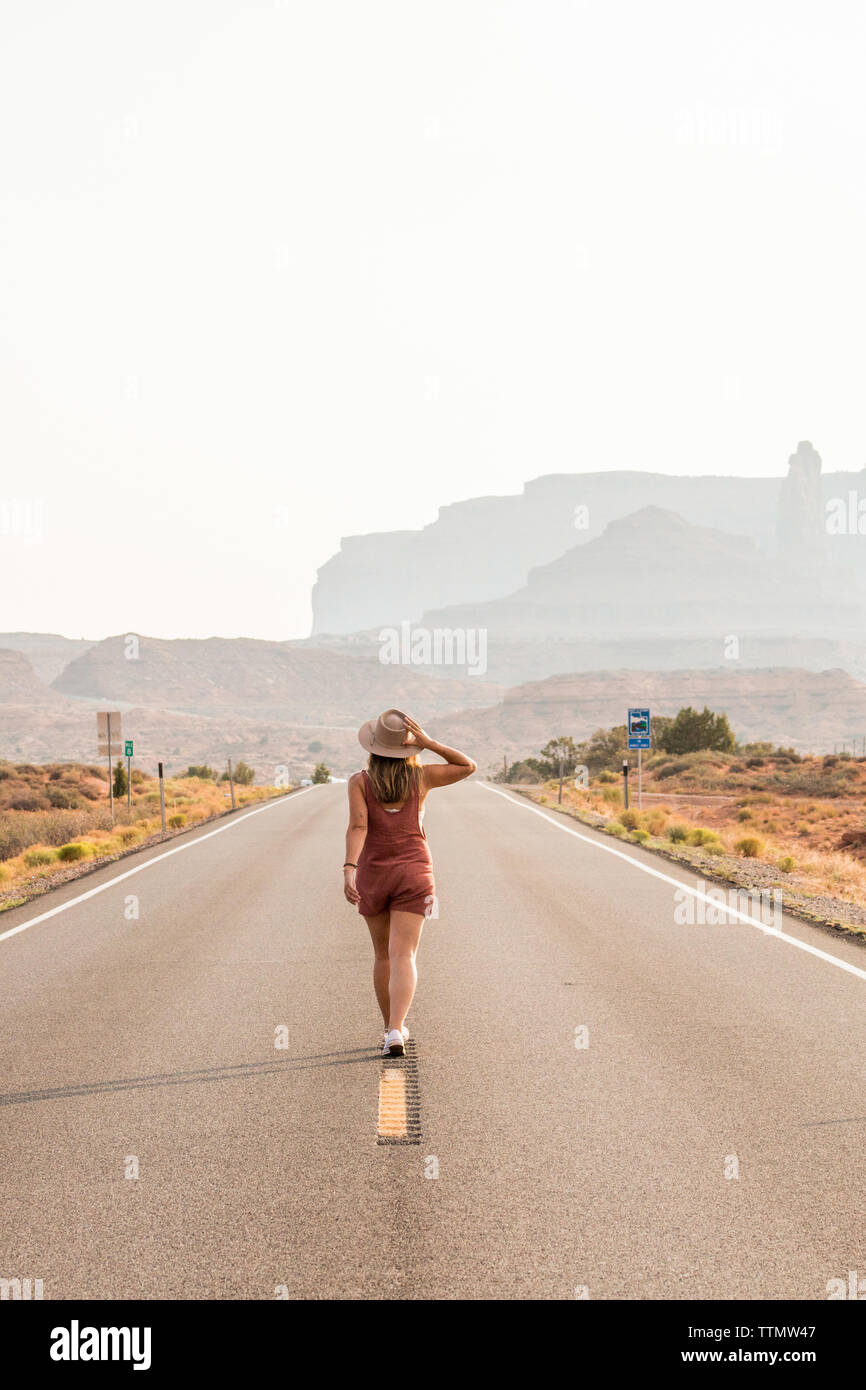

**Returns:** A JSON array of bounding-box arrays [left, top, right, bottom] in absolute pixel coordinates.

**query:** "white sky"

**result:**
[[1, 0, 864, 641]]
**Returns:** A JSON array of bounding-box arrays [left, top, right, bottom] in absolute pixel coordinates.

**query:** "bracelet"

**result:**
[[343, 862, 357, 869]]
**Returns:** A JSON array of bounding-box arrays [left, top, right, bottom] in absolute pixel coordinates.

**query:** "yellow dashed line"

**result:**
[[377, 1067, 408, 1140]]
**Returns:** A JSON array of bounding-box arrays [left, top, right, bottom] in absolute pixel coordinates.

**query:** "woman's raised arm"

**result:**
[[402, 715, 477, 788]]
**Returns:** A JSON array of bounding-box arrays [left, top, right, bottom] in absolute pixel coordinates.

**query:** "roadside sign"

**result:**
[[627, 708, 651, 750], [97, 711, 123, 823], [124, 740, 134, 757], [96, 710, 123, 756]]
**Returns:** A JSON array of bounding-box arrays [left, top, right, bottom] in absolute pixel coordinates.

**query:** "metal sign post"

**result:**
[[622, 758, 629, 810], [227, 758, 236, 811], [124, 740, 134, 811], [107, 712, 113, 821], [97, 711, 123, 825], [158, 761, 166, 833], [627, 708, 651, 813]]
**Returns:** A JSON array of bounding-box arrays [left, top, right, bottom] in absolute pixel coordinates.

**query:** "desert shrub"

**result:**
[[223, 761, 255, 786], [47, 789, 79, 809], [9, 795, 49, 812], [23, 846, 57, 867], [645, 811, 667, 836], [666, 823, 688, 843], [659, 706, 735, 755], [503, 758, 548, 784], [654, 764, 681, 781], [735, 837, 764, 859], [631, 828, 650, 843], [704, 844, 726, 857], [619, 809, 641, 830], [0, 807, 111, 860], [778, 855, 796, 873], [687, 827, 719, 846], [168, 814, 186, 829], [737, 809, 753, 821], [607, 822, 626, 837], [596, 770, 617, 784], [601, 787, 623, 807], [746, 757, 765, 768], [119, 827, 139, 844], [783, 777, 844, 798], [183, 766, 216, 781], [57, 843, 89, 862]]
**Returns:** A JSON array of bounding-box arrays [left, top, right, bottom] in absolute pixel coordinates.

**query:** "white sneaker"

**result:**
[[382, 1025, 409, 1046], [382, 1028, 406, 1058]]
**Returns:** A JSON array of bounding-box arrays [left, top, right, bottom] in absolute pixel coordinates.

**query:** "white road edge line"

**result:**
[[0, 785, 322, 945], [477, 781, 866, 984]]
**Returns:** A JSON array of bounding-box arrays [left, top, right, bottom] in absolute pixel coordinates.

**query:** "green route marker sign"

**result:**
[[124, 740, 134, 757]]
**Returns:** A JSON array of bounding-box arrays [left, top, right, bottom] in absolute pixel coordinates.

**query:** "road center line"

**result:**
[[477, 781, 866, 984], [378, 1069, 409, 1140], [0, 785, 321, 945]]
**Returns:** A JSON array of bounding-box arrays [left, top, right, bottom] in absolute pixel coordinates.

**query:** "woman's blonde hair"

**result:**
[[367, 753, 423, 804]]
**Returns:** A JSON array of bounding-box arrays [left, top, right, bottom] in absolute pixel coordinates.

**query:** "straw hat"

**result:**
[[357, 708, 418, 759]]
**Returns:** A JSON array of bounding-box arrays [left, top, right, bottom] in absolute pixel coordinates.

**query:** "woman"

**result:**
[[344, 709, 476, 1056]]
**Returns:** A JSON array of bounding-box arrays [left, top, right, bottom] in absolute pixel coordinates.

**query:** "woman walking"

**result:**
[[343, 709, 476, 1056]]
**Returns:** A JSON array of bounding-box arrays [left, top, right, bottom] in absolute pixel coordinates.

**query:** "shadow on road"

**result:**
[[0, 1048, 380, 1107]]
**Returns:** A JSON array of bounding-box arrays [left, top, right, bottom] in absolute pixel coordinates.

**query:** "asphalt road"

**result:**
[[2, 779, 866, 1300]]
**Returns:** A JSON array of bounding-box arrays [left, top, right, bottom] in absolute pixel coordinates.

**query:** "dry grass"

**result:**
[[0, 766, 295, 903], [532, 765, 866, 913]]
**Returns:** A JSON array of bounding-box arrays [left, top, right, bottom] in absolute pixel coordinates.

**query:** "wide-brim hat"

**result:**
[[358, 707, 419, 759]]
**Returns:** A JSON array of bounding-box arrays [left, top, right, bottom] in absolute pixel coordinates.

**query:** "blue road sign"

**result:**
[[628, 708, 651, 749]]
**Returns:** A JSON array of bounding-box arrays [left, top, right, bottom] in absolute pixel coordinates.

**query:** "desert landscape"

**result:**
[[4, 442, 866, 782]]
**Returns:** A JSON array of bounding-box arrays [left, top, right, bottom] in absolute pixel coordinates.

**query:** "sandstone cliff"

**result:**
[[311, 449, 866, 635]]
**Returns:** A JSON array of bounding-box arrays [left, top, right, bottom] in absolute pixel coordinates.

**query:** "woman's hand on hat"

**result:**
[[402, 714, 430, 748]]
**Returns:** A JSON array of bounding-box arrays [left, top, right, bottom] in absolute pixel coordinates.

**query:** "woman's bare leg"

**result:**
[[364, 911, 391, 1025], [387, 910, 425, 1033]]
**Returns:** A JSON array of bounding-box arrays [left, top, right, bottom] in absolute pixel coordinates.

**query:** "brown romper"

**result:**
[[355, 770, 436, 918]]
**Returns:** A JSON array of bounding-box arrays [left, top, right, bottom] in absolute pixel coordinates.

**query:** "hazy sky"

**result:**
[[1, 1, 864, 641]]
